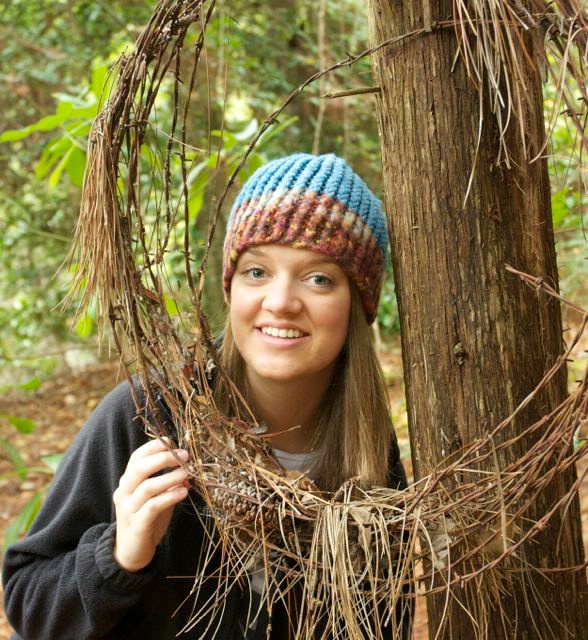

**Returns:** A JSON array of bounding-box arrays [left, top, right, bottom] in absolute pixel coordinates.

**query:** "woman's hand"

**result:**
[[113, 438, 189, 572]]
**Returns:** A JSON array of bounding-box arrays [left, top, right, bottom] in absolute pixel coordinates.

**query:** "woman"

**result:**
[[3, 153, 408, 639]]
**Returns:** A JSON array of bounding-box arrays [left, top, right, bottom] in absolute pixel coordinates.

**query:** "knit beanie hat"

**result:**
[[222, 153, 388, 324]]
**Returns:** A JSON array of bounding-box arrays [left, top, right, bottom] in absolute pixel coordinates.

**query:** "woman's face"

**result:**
[[230, 244, 351, 388]]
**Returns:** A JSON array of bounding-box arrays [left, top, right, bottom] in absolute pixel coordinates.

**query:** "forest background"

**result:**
[[0, 0, 586, 638]]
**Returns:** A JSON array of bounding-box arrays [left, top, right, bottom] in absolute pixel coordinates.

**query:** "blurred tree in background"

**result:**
[[0, 0, 585, 384]]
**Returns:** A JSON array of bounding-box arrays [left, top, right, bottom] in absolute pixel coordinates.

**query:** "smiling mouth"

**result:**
[[260, 326, 306, 339]]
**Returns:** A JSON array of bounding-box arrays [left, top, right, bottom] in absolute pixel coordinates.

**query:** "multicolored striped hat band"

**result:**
[[222, 153, 389, 324]]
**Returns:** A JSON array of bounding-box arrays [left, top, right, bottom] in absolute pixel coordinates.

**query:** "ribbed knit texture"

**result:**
[[222, 153, 388, 323]]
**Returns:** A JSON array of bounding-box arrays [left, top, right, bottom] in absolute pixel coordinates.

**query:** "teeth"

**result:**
[[261, 327, 304, 338]]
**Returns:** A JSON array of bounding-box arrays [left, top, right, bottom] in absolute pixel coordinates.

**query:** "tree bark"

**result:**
[[366, 1, 587, 638]]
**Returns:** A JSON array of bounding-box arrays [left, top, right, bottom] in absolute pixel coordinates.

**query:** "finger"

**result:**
[[125, 467, 189, 514], [135, 484, 188, 526], [119, 449, 189, 495], [128, 437, 176, 462], [113, 483, 186, 571]]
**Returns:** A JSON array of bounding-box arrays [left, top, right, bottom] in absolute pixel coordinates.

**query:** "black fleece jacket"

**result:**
[[2, 380, 408, 639]]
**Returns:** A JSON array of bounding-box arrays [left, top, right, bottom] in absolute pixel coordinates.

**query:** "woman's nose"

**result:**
[[261, 277, 303, 315]]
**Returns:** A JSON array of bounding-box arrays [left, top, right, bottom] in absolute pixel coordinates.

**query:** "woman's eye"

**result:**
[[248, 267, 265, 279], [309, 274, 332, 287]]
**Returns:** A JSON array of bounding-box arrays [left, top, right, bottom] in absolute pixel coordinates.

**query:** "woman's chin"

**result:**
[[251, 365, 303, 384]]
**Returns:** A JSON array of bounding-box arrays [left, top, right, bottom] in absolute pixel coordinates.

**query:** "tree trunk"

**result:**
[[366, 2, 587, 638]]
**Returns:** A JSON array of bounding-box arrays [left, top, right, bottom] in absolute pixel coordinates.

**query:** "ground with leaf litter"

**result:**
[[0, 349, 586, 639]]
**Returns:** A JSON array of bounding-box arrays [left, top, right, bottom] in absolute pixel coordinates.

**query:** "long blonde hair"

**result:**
[[213, 285, 392, 491]]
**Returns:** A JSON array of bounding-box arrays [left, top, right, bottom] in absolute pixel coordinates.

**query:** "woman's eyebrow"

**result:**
[[243, 247, 336, 268], [245, 248, 267, 258], [303, 257, 337, 268]]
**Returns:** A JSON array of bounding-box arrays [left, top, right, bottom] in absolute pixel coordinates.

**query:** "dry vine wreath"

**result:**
[[66, 1, 588, 638]]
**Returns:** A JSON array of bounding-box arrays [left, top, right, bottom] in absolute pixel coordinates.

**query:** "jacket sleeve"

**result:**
[[2, 380, 158, 640]]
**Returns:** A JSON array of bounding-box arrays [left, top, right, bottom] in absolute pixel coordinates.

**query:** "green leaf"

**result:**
[[0, 436, 27, 478], [0, 112, 72, 142], [0, 378, 43, 393], [65, 121, 92, 137], [211, 128, 237, 151], [5, 416, 36, 434], [36, 136, 72, 179], [236, 153, 263, 183], [188, 190, 204, 220], [40, 453, 64, 473], [18, 377, 41, 391], [52, 96, 96, 120], [48, 145, 76, 189], [187, 159, 209, 188], [0, 127, 34, 142], [54, 94, 84, 110], [91, 64, 116, 109], [65, 147, 87, 187], [75, 313, 94, 339], [207, 151, 221, 168], [164, 296, 179, 316], [256, 115, 298, 149], [91, 65, 108, 98], [3, 491, 45, 550], [551, 190, 569, 229], [187, 161, 211, 193], [233, 119, 258, 141]]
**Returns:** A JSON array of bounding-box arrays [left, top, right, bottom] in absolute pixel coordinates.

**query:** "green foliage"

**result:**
[[0, 377, 42, 393], [0, 0, 153, 199], [0, 436, 29, 481], [378, 265, 401, 337], [187, 115, 298, 220], [3, 491, 44, 550], [0, 380, 65, 549], [17, 377, 42, 391], [2, 416, 36, 434], [2, 449, 64, 550], [0, 1, 155, 369], [75, 313, 94, 339], [0, 177, 81, 358], [544, 79, 588, 304], [1, 62, 113, 189], [1, 0, 586, 370], [0, 0, 390, 363]]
